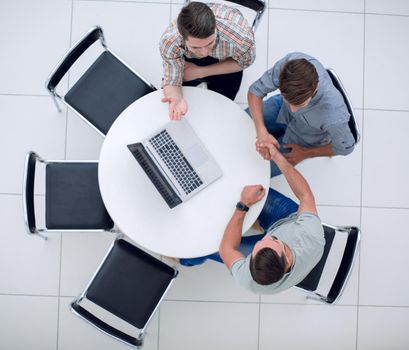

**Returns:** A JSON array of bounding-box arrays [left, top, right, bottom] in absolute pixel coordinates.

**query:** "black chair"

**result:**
[[71, 238, 178, 348], [296, 224, 360, 304], [184, 0, 266, 32], [327, 68, 360, 144], [23, 151, 114, 239], [46, 26, 156, 136]]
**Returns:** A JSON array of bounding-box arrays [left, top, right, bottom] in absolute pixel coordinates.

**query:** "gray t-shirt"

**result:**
[[230, 212, 325, 295], [249, 52, 355, 155]]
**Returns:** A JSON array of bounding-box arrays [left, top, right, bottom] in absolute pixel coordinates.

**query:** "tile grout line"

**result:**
[[356, 2, 367, 348], [57, 3, 74, 350], [257, 295, 261, 350]]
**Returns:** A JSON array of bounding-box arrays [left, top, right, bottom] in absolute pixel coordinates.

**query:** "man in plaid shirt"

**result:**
[[159, 2, 256, 119]]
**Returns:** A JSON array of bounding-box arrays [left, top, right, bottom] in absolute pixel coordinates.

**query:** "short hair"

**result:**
[[279, 58, 319, 106], [249, 247, 287, 285], [177, 2, 216, 40]]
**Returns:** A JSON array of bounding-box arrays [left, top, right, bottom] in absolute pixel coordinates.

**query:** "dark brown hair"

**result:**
[[177, 2, 216, 40], [249, 247, 287, 285], [279, 58, 319, 106]]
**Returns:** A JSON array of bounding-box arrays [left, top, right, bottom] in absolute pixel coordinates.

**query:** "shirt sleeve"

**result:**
[[232, 37, 256, 69], [159, 30, 185, 87], [230, 256, 254, 289], [325, 122, 356, 155], [248, 54, 290, 98]]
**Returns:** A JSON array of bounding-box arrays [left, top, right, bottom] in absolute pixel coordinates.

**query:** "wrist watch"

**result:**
[[236, 201, 249, 212]]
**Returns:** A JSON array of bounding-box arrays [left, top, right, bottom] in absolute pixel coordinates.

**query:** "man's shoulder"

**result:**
[[160, 22, 184, 56]]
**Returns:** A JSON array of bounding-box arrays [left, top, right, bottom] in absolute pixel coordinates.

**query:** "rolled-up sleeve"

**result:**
[[233, 35, 256, 69], [159, 32, 184, 87], [325, 122, 356, 155]]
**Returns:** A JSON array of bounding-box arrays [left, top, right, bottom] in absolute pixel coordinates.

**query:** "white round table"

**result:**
[[99, 87, 270, 258]]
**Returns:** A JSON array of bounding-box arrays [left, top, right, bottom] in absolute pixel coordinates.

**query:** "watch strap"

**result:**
[[236, 201, 249, 212]]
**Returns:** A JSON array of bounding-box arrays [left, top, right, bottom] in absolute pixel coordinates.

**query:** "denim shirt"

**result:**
[[249, 52, 355, 155]]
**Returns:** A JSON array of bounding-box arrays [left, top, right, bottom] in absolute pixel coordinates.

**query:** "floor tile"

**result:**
[[59, 232, 115, 297], [268, 9, 364, 109], [235, 6, 269, 104], [366, 0, 409, 16], [0, 195, 61, 296], [159, 300, 259, 350], [360, 208, 409, 306], [0, 0, 71, 95], [364, 14, 409, 110], [357, 306, 409, 350], [58, 296, 159, 350], [165, 259, 259, 302], [0, 95, 66, 194], [65, 110, 104, 160], [362, 110, 409, 208], [71, 1, 171, 90], [269, 0, 364, 12], [261, 206, 360, 305], [259, 304, 357, 350], [0, 294, 58, 350], [271, 110, 363, 206]]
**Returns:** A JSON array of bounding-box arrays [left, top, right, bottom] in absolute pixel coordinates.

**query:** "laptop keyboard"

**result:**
[[149, 130, 203, 195]]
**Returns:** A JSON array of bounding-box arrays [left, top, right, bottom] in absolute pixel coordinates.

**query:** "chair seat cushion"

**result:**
[[65, 51, 155, 135], [86, 239, 176, 329], [46, 162, 113, 230]]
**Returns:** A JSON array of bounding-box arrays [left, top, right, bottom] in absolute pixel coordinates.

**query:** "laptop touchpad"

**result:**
[[185, 144, 209, 168]]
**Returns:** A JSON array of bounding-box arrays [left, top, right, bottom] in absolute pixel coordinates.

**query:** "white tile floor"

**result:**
[[1, 0, 409, 349]]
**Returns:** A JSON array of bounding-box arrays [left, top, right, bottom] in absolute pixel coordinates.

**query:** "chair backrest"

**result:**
[[296, 224, 360, 304], [46, 26, 156, 136], [46, 26, 105, 93], [326, 68, 360, 144], [183, 0, 266, 32], [71, 239, 178, 348], [22, 151, 39, 235]]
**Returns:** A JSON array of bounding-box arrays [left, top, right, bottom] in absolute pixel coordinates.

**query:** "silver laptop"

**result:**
[[127, 118, 222, 208]]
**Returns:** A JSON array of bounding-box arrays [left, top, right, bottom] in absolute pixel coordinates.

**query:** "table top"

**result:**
[[99, 87, 270, 258]]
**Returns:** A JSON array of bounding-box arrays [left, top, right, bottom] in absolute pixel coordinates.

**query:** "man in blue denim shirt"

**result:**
[[248, 52, 355, 177], [180, 143, 325, 295]]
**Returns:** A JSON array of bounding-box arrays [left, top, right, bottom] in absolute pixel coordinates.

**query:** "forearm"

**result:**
[[164, 85, 183, 100], [272, 152, 314, 203], [219, 209, 246, 265], [247, 91, 267, 134], [200, 58, 242, 78], [304, 143, 335, 158]]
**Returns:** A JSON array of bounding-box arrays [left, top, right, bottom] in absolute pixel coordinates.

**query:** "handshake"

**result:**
[[255, 138, 282, 161]]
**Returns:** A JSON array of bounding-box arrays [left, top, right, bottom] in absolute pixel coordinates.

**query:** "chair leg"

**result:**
[[50, 94, 62, 112], [37, 232, 48, 240]]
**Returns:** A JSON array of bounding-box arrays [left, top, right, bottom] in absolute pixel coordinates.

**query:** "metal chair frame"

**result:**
[[295, 224, 361, 304], [326, 68, 361, 145], [45, 26, 156, 137], [23, 151, 115, 240], [71, 238, 178, 348]]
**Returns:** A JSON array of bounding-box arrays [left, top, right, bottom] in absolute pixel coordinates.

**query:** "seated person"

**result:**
[[180, 142, 325, 295], [160, 1, 255, 120], [247, 52, 356, 177]]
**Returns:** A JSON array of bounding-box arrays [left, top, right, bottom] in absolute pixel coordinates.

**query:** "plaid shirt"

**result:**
[[159, 3, 256, 86]]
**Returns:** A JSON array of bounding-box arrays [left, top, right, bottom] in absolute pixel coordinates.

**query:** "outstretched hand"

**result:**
[[161, 96, 188, 120], [240, 185, 266, 207]]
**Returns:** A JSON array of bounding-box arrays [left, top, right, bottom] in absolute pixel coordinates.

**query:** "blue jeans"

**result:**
[[245, 94, 288, 177], [179, 188, 298, 266]]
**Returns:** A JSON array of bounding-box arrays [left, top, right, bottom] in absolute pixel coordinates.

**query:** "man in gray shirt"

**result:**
[[180, 142, 325, 295], [248, 52, 356, 177]]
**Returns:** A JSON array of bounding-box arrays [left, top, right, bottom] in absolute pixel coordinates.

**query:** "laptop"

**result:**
[[127, 118, 222, 208]]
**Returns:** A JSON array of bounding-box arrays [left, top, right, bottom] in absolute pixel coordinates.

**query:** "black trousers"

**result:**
[[183, 56, 243, 101]]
